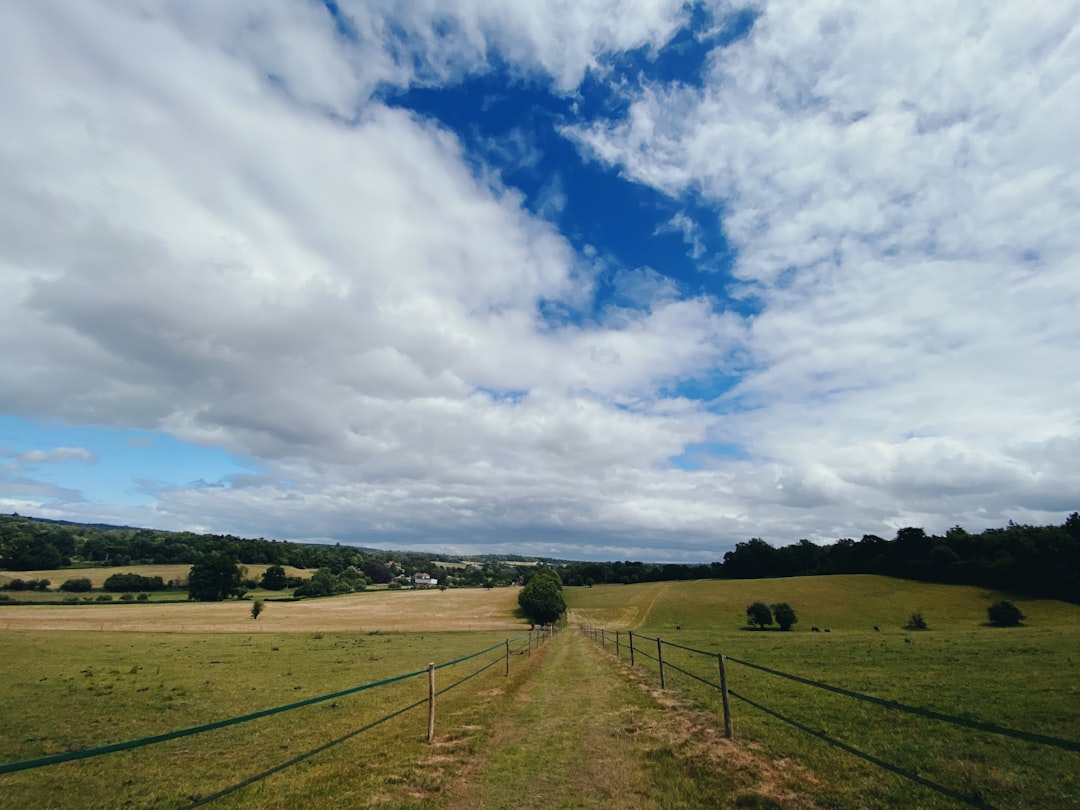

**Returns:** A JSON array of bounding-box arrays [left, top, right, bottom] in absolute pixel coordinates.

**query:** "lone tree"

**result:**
[[260, 565, 288, 590], [746, 601, 773, 630], [251, 599, 265, 620], [772, 602, 798, 631], [188, 552, 243, 602], [987, 600, 1025, 627], [518, 568, 566, 625]]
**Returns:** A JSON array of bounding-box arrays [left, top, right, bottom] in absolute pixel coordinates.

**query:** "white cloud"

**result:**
[[2, 1, 1077, 559], [567, 0, 1080, 539], [0, 1, 746, 558], [9, 447, 98, 468]]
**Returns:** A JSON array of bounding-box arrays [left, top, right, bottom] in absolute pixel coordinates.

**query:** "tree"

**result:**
[[518, 568, 566, 624], [362, 561, 392, 584], [772, 602, 798, 631], [187, 553, 242, 601], [251, 599, 265, 620], [746, 602, 773, 629], [987, 600, 1025, 627], [60, 578, 93, 593], [260, 564, 288, 590]]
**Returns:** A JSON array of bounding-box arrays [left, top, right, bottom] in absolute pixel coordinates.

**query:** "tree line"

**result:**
[[557, 515, 1080, 603], [2, 512, 1077, 604]]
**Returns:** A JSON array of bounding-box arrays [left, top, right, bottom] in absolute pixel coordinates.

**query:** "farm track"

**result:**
[[439, 628, 663, 809], [439, 628, 824, 809]]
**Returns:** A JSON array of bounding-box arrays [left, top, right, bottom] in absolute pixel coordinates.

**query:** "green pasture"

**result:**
[[569, 575, 1080, 809], [0, 628, 535, 809]]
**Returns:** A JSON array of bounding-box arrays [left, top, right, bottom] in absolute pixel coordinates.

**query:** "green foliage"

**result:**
[[103, 572, 166, 592], [746, 602, 773, 629], [259, 564, 288, 590], [251, 599, 265, 620], [187, 552, 243, 601], [518, 567, 566, 624], [2, 578, 50, 591], [905, 610, 929, 630], [771, 602, 797, 631], [363, 560, 392, 584], [987, 600, 1025, 626], [120, 593, 134, 602], [60, 577, 93, 592]]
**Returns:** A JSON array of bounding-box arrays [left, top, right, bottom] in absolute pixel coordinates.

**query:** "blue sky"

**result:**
[[1, 1, 1078, 560]]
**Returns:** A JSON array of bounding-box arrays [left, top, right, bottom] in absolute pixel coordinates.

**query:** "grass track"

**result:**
[[440, 628, 826, 809]]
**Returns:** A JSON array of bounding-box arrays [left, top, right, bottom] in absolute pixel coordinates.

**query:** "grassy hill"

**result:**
[[569, 576, 1080, 808]]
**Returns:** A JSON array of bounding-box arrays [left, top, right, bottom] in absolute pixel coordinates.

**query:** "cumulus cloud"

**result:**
[[1, 1, 1076, 559], [0, 1, 746, 557], [566, 0, 1080, 540]]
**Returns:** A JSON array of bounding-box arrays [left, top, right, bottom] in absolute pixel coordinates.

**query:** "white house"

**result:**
[[412, 573, 438, 588]]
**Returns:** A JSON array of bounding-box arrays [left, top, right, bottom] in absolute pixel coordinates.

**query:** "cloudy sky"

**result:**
[[2, 1, 1078, 561]]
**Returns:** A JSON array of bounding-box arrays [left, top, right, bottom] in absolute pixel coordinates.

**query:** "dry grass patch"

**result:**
[[1, 587, 527, 633]]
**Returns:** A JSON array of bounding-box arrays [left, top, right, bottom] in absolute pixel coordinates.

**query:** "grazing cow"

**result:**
[[675, 625, 682, 630], [873, 626, 880, 632], [904, 638, 913, 644], [811, 626, 820, 632], [823, 628, 831, 633]]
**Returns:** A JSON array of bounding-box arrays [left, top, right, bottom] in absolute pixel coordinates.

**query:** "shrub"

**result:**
[[95, 594, 114, 602], [771, 602, 798, 631], [905, 611, 928, 630], [988, 600, 1025, 627], [137, 593, 149, 601], [120, 593, 135, 601], [60, 577, 94, 593], [104, 573, 166, 592], [746, 602, 773, 629]]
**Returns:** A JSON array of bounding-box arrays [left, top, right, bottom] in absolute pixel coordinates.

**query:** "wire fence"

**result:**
[[0, 625, 560, 805], [579, 625, 1080, 809]]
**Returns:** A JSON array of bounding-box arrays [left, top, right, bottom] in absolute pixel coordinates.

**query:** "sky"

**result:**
[[1, 1, 1078, 562]]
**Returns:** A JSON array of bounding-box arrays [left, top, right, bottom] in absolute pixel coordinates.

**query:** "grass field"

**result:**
[[567, 576, 1080, 809], [3, 574, 1078, 808], [0, 587, 525, 633], [0, 563, 312, 592]]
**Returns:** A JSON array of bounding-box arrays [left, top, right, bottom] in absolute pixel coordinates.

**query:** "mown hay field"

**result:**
[[1, 586, 525, 633]]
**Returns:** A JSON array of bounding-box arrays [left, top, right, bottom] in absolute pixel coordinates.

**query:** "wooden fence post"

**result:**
[[629, 631, 635, 666], [528, 630, 532, 657], [718, 654, 733, 739], [657, 637, 666, 689], [505, 639, 510, 677], [601, 628, 606, 649], [615, 631, 620, 658], [427, 663, 436, 743]]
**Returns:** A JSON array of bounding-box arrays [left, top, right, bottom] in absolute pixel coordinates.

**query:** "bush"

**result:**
[[988, 600, 1025, 627], [120, 592, 135, 601], [95, 594, 114, 602], [771, 602, 798, 631], [905, 611, 928, 630], [60, 577, 94, 593], [137, 593, 149, 601], [104, 573, 166, 592], [746, 602, 773, 629]]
